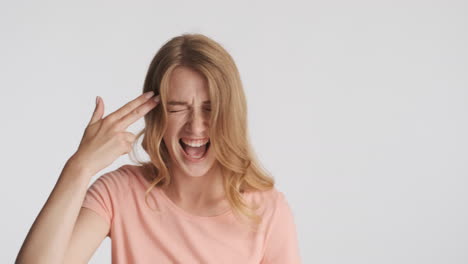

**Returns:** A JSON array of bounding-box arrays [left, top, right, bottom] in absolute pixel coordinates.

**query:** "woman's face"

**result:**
[[162, 65, 217, 177]]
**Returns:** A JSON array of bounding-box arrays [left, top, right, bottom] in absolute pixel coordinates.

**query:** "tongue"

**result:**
[[185, 144, 207, 158]]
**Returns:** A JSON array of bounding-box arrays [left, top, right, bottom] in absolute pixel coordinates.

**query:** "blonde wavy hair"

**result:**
[[129, 33, 275, 229]]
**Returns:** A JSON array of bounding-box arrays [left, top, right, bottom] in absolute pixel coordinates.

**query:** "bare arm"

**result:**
[[16, 91, 160, 264], [15, 158, 93, 264]]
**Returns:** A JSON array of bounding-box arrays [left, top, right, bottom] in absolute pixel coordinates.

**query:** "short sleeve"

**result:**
[[81, 166, 131, 236], [261, 191, 302, 264]]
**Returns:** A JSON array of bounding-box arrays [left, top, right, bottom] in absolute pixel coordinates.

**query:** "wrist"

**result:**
[[64, 155, 95, 179]]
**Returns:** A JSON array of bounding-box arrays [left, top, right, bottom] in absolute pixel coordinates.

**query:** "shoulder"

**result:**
[[242, 187, 288, 218], [255, 188, 300, 262], [242, 187, 281, 203], [89, 164, 141, 196]]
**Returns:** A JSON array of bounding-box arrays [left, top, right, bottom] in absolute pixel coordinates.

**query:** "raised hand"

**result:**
[[70, 91, 160, 176]]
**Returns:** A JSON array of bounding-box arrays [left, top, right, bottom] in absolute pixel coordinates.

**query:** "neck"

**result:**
[[163, 163, 226, 209]]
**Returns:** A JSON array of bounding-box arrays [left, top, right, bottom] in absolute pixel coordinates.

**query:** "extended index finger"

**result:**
[[117, 94, 160, 130], [105, 91, 156, 123]]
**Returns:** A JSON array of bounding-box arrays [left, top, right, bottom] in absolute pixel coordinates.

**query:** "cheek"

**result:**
[[165, 121, 184, 137]]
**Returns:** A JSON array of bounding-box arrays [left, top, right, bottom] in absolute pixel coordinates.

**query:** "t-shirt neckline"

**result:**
[[155, 186, 233, 220]]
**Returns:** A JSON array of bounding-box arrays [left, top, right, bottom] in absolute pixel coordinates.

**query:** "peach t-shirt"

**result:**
[[81, 164, 301, 264]]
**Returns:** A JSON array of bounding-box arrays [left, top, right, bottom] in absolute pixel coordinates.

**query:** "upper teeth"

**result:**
[[182, 138, 209, 147]]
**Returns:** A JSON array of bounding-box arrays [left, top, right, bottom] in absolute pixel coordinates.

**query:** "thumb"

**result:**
[[89, 96, 104, 125]]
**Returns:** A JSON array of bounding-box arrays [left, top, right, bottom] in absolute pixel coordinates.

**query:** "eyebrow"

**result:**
[[167, 100, 211, 106]]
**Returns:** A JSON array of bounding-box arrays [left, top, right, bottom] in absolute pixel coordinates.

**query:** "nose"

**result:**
[[186, 107, 208, 135]]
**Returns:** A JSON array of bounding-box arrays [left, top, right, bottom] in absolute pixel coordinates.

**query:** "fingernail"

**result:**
[[96, 96, 100, 105], [145, 91, 155, 98], [153, 95, 160, 102]]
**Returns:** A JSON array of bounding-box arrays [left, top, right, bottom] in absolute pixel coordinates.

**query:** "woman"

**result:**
[[16, 33, 301, 263]]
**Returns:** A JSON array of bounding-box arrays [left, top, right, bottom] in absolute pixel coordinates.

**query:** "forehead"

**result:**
[[167, 66, 209, 102]]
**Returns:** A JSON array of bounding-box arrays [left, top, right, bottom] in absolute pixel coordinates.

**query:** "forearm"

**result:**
[[16, 159, 93, 264]]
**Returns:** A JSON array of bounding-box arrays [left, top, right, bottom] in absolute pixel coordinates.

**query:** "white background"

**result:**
[[1, 0, 467, 263]]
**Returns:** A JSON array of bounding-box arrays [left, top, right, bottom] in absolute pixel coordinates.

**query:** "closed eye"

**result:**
[[169, 108, 210, 113]]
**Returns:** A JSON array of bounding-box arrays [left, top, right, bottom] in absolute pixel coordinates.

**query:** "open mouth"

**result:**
[[179, 138, 211, 161]]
